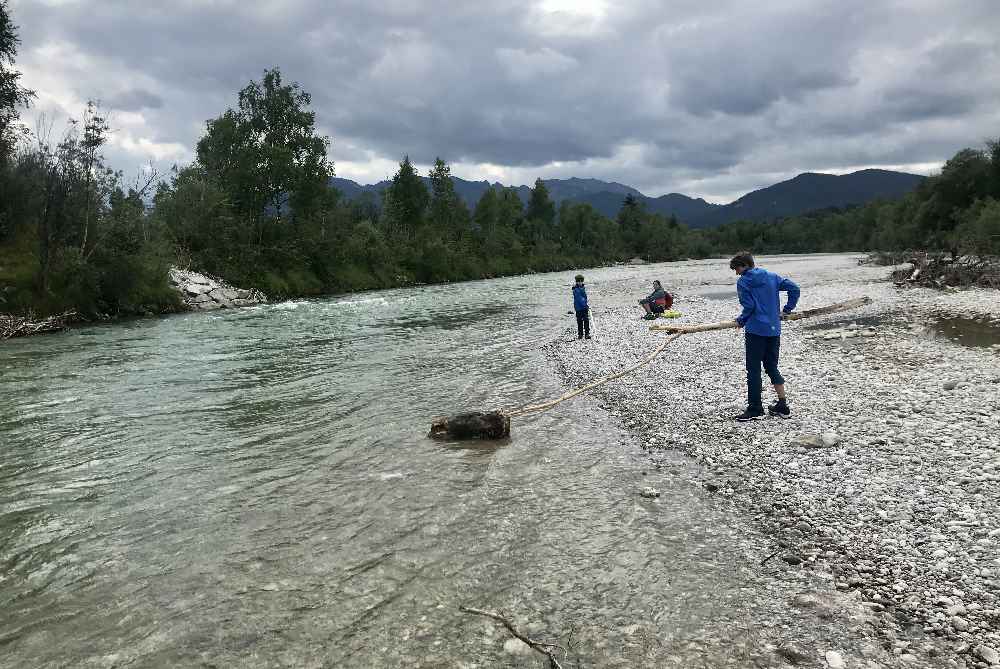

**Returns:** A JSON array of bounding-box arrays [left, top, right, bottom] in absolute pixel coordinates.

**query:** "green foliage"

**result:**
[[526, 178, 556, 226], [953, 198, 1000, 255], [427, 157, 471, 241], [0, 96, 179, 318], [617, 193, 644, 254], [0, 1, 34, 158], [383, 155, 428, 238], [196, 68, 332, 229]]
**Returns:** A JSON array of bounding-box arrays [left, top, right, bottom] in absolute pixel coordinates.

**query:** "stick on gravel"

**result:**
[[429, 296, 871, 439], [648, 296, 872, 333]]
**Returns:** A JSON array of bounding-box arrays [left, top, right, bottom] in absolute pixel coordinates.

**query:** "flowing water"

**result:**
[[2, 262, 849, 667]]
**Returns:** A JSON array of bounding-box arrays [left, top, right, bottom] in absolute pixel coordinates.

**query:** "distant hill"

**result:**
[[330, 168, 925, 227], [688, 169, 926, 228]]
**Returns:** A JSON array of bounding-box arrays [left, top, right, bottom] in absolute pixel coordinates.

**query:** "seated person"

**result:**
[[638, 280, 673, 319]]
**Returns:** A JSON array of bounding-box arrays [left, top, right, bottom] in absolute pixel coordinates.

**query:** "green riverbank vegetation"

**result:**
[[1, 5, 999, 320]]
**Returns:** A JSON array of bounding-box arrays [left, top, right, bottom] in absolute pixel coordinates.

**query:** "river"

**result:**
[[3, 261, 822, 667]]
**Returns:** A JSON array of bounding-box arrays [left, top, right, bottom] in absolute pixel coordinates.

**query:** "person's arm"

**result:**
[[735, 280, 755, 326], [779, 276, 800, 313]]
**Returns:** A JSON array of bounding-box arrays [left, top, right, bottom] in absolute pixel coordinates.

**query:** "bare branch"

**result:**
[[459, 605, 564, 669]]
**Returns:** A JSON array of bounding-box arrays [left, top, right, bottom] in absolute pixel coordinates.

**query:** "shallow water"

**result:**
[[921, 316, 1000, 349], [0, 260, 851, 667]]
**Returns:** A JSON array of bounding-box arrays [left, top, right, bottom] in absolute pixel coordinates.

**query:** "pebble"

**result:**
[[640, 487, 661, 498], [825, 650, 846, 668], [821, 432, 842, 447], [975, 645, 999, 665]]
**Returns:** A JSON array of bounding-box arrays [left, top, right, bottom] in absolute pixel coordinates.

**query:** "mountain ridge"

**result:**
[[330, 168, 925, 227]]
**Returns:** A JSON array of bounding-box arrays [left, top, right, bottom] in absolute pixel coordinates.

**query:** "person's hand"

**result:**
[[734, 319, 744, 328]]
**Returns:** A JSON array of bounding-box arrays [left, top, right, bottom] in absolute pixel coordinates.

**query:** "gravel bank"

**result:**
[[550, 254, 1000, 669]]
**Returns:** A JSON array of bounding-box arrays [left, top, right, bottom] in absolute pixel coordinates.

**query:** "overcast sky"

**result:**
[[10, 0, 1000, 202]]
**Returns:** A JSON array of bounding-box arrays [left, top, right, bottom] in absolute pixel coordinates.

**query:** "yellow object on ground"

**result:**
[[659, 310, 682, 318]]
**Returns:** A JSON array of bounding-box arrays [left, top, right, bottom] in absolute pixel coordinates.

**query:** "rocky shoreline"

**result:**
[[549, 255, 1000, 668], [0, 268, 267, 341], [168, 267, 267, 311]]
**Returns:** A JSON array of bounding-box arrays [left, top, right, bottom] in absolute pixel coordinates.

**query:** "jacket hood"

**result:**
[[740, 267, 768, 287]]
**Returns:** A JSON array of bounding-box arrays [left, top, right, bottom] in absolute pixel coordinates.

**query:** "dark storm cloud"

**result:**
[[9, 0, 1000, 200]]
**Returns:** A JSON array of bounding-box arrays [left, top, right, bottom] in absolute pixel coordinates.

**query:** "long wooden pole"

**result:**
[[648, 296, 872, 333]]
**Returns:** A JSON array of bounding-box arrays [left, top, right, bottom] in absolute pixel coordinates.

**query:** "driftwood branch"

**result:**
[[0, 311, 76, 340], [649, 296, 873, 333], [890, 252, 1000, 289], [458, 605, 564, 669]]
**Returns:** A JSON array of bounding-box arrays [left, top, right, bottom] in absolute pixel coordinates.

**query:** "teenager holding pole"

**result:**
[[729, 252, 800, 422]]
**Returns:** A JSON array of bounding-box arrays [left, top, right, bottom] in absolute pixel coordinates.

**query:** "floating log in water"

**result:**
[[429, 411, 511, 440]]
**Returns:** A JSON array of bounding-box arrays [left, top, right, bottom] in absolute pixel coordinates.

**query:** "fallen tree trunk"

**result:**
[[0, 311, 77, 340], [649, 296, 872, 334]]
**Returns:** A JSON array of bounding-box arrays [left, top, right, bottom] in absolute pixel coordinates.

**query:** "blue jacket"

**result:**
[[736, 267, 800, 337], [572, 284, 589, 311]]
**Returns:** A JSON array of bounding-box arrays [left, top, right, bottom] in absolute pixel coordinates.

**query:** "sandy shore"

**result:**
[[550, 254, 1000, 669]]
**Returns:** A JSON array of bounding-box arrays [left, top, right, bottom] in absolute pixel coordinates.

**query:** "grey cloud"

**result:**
[[104, 88, 164, 112], [9, 0, 1000, 201]]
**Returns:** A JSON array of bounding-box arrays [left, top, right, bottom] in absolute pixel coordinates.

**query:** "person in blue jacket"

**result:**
[[572, 274, 591, 339], [730, 253, 800, 421]]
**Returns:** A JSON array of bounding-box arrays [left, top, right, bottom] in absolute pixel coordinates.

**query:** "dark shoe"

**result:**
[[734, 406, 765, 422], [768, 400, 791, 419], [585, 335, 591, 339]]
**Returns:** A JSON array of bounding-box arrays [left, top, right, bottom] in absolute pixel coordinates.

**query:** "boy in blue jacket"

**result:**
[[572, 274, 591, 339], [730, 253, 800, 421]]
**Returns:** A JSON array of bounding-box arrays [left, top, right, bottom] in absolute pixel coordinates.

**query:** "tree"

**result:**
[[473, 186, 499, 237], [196, 68, 332, 242], [526, 178, 556, 225], [496, 187, 524, 230], [617, 193, 644, 253], [382, 155, 428, 238], [427, 157, 470, 239], [987, 138, 1000, 199], [0, 1, 34, 158]]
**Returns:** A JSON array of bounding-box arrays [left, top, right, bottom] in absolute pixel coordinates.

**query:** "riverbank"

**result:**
[[0, 268, 267, 341], [549, 254, 1000, 668]]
